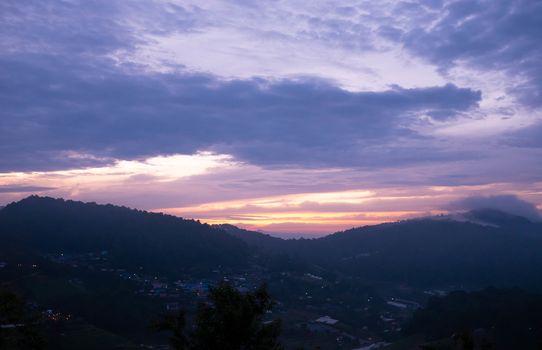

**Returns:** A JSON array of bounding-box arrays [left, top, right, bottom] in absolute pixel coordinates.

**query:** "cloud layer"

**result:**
[[1, 50, 481, 171], [1, 0, 541, 234], [2, 0, 538, 173], [401, 0, 542, 107]]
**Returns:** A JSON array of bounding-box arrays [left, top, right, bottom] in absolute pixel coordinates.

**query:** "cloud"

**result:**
[[504, 121, 542, 148], [400, 0, 542, 107], [1, 0, 542, 235], [0, 48, 481, 171], [0, 1, 539, 196], [446, 194, 541, 221], [1, 1, 135, 55], [0, 185, 56, 193], [0, 1, 201, 56], [0, 1, 486, 172]]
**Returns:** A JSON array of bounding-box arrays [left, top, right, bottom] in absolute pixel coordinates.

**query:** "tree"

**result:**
[[153, 282, 283, 350], [150, 310, 189, 350], [0, 289, 44, 350]]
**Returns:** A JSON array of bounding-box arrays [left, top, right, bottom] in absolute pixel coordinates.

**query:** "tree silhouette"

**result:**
[[153, 282, 282, 350], [150, 310, 189, 350], [0, 289, 44, 350]]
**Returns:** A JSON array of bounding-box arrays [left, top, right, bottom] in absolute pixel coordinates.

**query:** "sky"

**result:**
[[1, 0, 541, 236]]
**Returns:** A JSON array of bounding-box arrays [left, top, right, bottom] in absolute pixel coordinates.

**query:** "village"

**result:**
[[0, 252, 450, 349], [14, 251, 448, 350]]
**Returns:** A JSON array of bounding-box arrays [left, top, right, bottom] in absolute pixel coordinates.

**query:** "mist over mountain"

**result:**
[[445, 194, 542, 222]]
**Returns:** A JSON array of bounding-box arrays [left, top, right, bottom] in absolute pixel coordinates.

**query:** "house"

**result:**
[[166, 302, 180, 311], [152, 281, 168, 289], [393, 298, 421, 309], [386, 301, 408, 309], [353, 341, 391, 350], [307, 322, 339, 334], [315, 315, 338, 325], [304, 273, 323, 280]]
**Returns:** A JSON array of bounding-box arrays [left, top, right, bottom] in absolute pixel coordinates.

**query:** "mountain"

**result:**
[[1, 196, 541, 287], [320, 219, 542, 287], [0, 196, 249, 274], [1, 196, 542, 348], [429, 208, 539, 230], [217, 224, 287, 251], [226, 210, 542, 288]]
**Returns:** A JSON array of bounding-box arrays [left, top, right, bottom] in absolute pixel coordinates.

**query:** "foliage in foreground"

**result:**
[[152, 282, 283, 350], [406, 287, 542, 350], [0, 289, 44, 350]]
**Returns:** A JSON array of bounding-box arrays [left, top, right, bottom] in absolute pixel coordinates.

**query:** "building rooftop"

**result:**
[[315, 315, 338, 325]]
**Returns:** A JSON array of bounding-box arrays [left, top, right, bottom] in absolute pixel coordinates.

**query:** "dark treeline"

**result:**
[[152, 282, 282, 350], [3, 196, 542, 288], [226, 211, 542, 288], [405, 287, 542, 349], [0, 196, 248, 274], [0, 289, 44, 350]]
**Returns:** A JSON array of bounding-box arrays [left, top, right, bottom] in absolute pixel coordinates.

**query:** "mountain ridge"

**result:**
[[0, 195, 249, 274], [2, 196, 541, 288]]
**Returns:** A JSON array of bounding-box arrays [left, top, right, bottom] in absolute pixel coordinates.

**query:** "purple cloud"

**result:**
[[0, 185, 56, 193], [400, 0, 542, 107], [0, 50, 481, 171]]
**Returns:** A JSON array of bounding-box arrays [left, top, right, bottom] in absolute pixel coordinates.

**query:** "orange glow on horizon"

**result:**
[[154, 188, 451, 235], [155, 209, 449, 236], [1, 152, 540, 237]]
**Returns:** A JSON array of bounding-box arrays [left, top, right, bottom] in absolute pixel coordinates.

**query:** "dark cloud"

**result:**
[[0, 50, 481, 171], [400, 0, 542, 107], [0, 186, 56, 193], [0, 0, 483, 172], [0, 1, 135, 55], [0, 0, 200, 56], [446, 194, 541, 221], [503, 121, 542, 148]]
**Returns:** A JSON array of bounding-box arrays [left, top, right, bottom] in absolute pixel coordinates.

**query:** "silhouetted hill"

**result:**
[[222, 212, 542, 287], [216, 224, 287, 251], [2, 197, 541, 287], [0, 196, 249, 274], [303, 217, 542, 287]]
